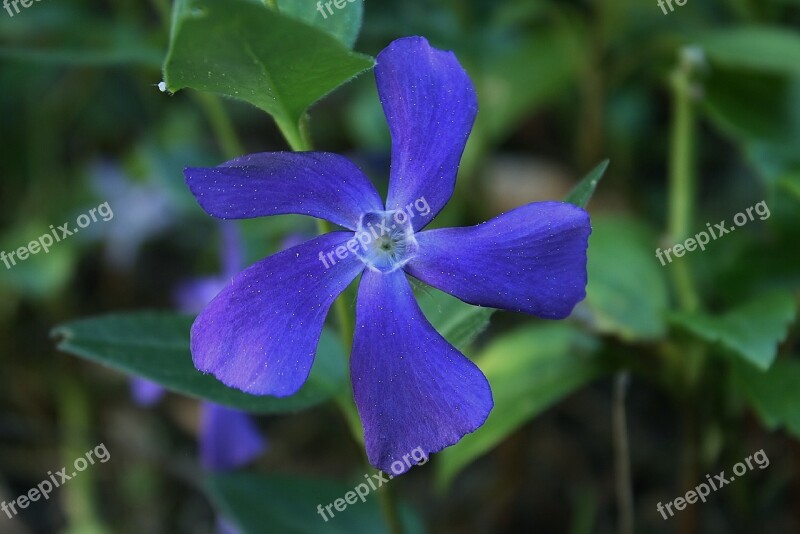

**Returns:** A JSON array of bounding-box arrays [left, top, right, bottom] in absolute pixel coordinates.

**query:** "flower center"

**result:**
[[354, 210, 418, 273]]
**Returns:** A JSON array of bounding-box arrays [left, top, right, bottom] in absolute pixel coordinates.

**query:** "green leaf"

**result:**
[[0, 6, 162, 66], [703, 68, 800, 146], [436, 324, 606, 489], [416, 284, 495, 351], [779, 173, 800, 202], [276, 0, 363, 49], [565, 159, 610, 208], [732, 358, 800, 438], [698, 27, 800, 76], [583, 216, 669, 341], [0, 43, 162, 67], [206, 472, 423, 534], [0, 220, 77, 299], [477, 29, 581, 141], [671, 293, 797, 370], [163, 0, 374, 149], [746, 141, 800, 189], [52, 312, 346, 413]]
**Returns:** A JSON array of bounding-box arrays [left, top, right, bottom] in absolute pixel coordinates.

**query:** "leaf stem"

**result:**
[[277, 115, 313, 152]]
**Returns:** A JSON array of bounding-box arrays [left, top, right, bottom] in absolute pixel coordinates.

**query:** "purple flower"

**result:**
[[130, 377, 167, 407], [200, 403, 268, 471], [184, 37, 591, 474], [130, 378, 266, 472], [174, 221, 242, 313], [87, 160, 176, 270], [132, 221, 268, 473]]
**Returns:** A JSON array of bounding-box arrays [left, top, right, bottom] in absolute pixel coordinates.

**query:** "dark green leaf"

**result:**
[[583, 216, 669, 340], [436, 324, 606, 489], [477, 29, 581, 141], [416, 284, 495, 351], [0, 44, 162, 67], [746, 141, 800, 188], [0, 6, 162, 66], [699, 27, 800, 76], [704, 68, 800, 146], [163, 0, 374, 149], [565, 160, 609, 208], [0, 220, 76, 298], [671, 293, 796, 370], [52, 312, 346, 413], [732, 357, 800, 438], [206, 472, 423, 534], [779, 173, 800, 202]]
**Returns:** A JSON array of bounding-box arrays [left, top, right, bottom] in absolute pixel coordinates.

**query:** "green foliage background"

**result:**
[[1, 0, 799, 532]]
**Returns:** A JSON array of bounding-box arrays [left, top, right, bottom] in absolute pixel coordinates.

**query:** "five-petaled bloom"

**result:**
[[184, 36, 591, 474]]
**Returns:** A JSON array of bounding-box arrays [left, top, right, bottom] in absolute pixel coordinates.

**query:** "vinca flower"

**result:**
[[132, 221, 267, 475], [184, 36, 591, 474], [130, 378, 267, 472], [130, 375, 265, 534]]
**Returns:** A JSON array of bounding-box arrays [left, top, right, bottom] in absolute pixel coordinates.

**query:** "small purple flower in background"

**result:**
[[199, 403, 267, 471], [174, 221, 243, 311], [131, 221, 268, 467], [130, 221, 267, 534], [130, 381, 266, 534], [130, 379, 267, 473], [88, 160, 176, 270], [184, 36, 591, 474], [130, 377, 167, 407]]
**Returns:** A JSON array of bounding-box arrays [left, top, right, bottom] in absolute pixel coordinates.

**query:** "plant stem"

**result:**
[[193, 92, 245, 159], [612, 372, 634, 534], [667, 51, 701, 313], [290, 114, 403, 534], [147, 0, 170, 25], [667, 48, 706, 534], [377, 482, 404, 534], [677, 396, 699, 534], [58, 376, 106, 533]]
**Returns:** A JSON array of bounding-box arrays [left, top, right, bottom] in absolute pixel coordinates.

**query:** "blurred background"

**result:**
[[1, 0, 800, 532]]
